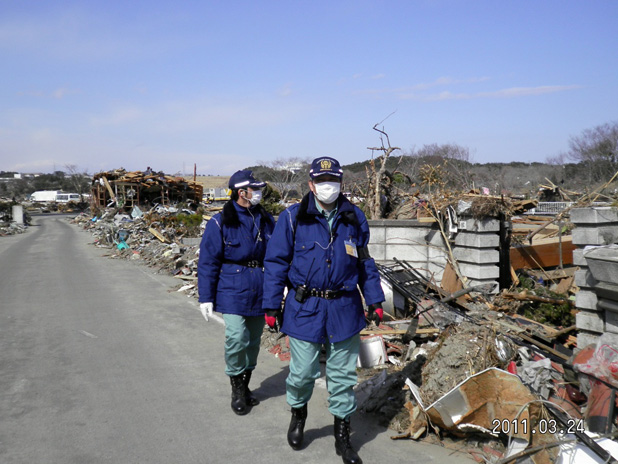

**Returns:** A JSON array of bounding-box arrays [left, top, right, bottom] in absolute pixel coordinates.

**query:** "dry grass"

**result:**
[[183, 176, 228, 189]]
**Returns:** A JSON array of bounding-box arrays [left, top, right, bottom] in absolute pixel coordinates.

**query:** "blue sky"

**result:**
[[1, 0, 617, 176]]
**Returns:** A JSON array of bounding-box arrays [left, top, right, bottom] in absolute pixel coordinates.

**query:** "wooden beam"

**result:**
[[510, 236, 575, 270]]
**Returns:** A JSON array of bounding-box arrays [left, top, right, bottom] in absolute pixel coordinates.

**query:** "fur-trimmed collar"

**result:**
[[297, 192, 358, 226], [221, 200, 272, 227]]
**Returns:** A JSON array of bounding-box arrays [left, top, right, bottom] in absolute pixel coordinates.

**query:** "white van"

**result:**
[[55, 193, 82, 203]]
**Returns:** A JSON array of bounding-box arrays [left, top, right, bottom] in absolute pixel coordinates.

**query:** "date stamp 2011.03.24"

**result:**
[[491, 418, 585, 436]]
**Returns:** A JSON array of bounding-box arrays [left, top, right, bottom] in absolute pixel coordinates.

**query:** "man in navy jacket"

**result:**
[[263, 157, 384, 464], [198, 170, 274, 416]]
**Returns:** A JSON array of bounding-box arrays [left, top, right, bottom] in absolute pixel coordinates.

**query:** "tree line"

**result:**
[[1, 121, 616, 210]]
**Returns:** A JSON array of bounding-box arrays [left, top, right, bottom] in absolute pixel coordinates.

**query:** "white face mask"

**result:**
[[313, 181, 340, 204], [248, 190, 262, 205]]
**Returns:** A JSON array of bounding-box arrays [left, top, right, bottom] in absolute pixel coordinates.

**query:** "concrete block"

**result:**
[[595, 332, 618, 347], [575, 290, 599, 311], [385, 226, 431, 244], [576, 310, 605, 333], [577, 331, 601, 349], [427, 262, 445, 282], [384, 244, 428, 263], [574, 269, 598, 289], [598, 298, 618, 314], [368, 243, 386, 262], [454, 232, 499, 248], [596, 282, 618, 302], [458, 217, 500, 232], [424, 228, 447, 247], [454, 247, 500, 264], [428, 246, 448, 261], [606, 310, 618, 334], [368, 226, 386, 244], [585, 245, 618, 284], [572, 226, 618, 246], [458, 263, 500, 279], [570, 207, 618, 225], [572, 248, 587, 267]]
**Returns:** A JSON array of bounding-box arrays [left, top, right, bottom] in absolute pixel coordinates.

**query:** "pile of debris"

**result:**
[[71, 206, 205, 296], [91, 168, 203, 212], [0, 221, 28, 236], [351, 261, 618, 464], [0, 200, 30, 236]]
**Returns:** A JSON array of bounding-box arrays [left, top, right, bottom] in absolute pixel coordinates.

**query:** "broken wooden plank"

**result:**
[[102, 176, 117, 202], [149, 227, 170, 243], [510, 235, 575, 270], [360, 327, 439, 336], [518, 333, 570, 361]]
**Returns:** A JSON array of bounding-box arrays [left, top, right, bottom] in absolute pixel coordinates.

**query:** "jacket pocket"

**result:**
[[291, 240, 318, 279]]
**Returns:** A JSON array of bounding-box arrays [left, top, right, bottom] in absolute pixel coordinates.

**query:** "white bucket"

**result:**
[[357, 336, 387, 368]]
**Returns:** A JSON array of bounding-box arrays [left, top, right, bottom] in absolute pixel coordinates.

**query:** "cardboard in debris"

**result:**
[[406, 367, 537, 440]]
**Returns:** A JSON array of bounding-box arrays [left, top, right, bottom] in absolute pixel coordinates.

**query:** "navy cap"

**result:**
[[309, 156, 343, 179], [228, 170, 266, 189]]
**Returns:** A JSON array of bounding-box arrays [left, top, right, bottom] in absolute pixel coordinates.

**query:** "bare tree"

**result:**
[[567, 121, 618, 184], [64, 164, 91, 198], [545, 153, 566, 166], [402, 143, 474, 191], [366, 123, 400, 219], [257, 157, 311, 202]]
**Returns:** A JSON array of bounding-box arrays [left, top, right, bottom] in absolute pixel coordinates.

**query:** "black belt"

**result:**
[[305, 288, 347, 299], [223, 259, 263, 268]]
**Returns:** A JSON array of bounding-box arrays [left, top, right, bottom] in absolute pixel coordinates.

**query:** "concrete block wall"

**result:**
[[368, 219, 447, 281], [453, 216, 501, 292], [369, 217, 501, 300], [571, 207, 618, 347], [368, 219, 447, 315]]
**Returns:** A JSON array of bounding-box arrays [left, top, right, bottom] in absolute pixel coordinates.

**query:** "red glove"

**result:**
[[265, 309, 281, 329], [367, 304, 384, 325]]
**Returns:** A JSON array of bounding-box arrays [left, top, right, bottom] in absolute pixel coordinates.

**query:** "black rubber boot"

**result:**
[[287, 404, 308, 450], [334, 417, 362, 464], [242, 370, 259, 406], [229, 374, 248, 415]]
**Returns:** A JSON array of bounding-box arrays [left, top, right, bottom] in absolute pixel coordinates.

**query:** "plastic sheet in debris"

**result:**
[[557, 435, 618, 463]]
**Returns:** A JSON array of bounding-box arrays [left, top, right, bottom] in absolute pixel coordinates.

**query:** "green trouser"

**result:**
[[222, 314, 265, 377], [286, 333, 360, 420]]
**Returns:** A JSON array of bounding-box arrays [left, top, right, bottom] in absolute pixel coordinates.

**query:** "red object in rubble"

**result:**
[[507, 361, 517, 374]]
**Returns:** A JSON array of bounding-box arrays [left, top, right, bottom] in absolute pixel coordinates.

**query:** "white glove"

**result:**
[[200, 302, 213, 321]]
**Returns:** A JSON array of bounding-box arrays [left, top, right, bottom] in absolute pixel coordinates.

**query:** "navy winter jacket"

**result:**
[[198, 200, 275, 316], [263, 192, 385, 343]]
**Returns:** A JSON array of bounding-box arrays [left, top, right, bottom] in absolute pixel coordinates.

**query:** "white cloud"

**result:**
[[399, 84, 581, 101], [278, 83, 293, 97], [16, 88, 79, 99], [90, 107, 144, 126]]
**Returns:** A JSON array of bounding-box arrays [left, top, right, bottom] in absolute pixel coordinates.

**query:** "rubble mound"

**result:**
[[420, 321, 513, 406]]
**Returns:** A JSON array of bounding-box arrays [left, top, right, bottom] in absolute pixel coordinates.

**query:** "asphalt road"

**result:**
[[0, 214, 474, 464]]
